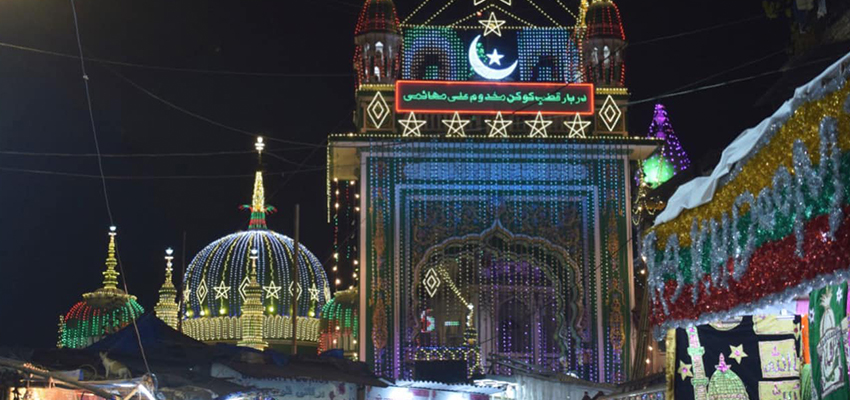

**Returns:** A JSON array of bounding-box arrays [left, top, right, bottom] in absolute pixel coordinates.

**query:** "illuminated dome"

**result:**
[[179, 164, 330, 348], [354, 0, 400, 36], [585, 0, 625, 40], [318, 289, 359, 357], [58, 227, 144, 349]]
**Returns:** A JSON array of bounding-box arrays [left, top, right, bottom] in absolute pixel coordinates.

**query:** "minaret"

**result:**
[[354, 0, 401, 86], [154, 248, 179, 329], [583, 0, 626, 87], [238, 248, 268, 351]]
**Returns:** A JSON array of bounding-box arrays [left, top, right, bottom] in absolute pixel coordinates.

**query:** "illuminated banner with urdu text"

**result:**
[[395, 80, 594, 115]]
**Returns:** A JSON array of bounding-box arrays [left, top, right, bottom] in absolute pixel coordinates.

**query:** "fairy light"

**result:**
[[60, 227, 145, 349]]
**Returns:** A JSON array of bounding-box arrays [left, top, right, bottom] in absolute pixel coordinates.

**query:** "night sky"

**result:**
[[0, 0, 801, 347]]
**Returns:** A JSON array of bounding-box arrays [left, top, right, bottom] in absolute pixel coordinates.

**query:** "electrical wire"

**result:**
[[0, 166, 319, 179], [101, 66, 325, 147], [0, 41, 353, 78], [627, 54, 842, 106], [69, 0, 151, 375]]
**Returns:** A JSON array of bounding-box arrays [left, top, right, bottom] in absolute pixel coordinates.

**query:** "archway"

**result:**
[[409, 220, 584, 373]]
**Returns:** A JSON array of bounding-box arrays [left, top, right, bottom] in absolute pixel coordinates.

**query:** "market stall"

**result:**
[[642, 51, 850, 399]]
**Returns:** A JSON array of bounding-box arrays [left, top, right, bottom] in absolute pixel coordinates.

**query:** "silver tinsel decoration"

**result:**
[[643, 114, 846, 336]]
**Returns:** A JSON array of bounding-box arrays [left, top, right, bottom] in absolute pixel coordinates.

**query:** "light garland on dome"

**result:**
[[182, 315, 322, 343], [61, 228, 145, 349], [643, 84, 850, 339]]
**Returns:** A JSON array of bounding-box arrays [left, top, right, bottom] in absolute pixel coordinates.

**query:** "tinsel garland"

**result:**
[[643, 113, 850, 339]]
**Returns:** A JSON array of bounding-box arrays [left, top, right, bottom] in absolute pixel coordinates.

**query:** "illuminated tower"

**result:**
[[238, 248, 268, 351], [584, 0, 629, 136], [354, 0, 402, 134], [583, 0, 626, 87], [154, 248, 179, 330], [354, 0, 402, 86]]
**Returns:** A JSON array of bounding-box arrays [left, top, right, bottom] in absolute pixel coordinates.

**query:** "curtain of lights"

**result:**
[[359, 139, 632, 382]]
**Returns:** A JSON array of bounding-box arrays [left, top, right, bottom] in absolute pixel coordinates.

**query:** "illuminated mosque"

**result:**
[[55, 0, 690, 387], [324, 0, 664, 383]]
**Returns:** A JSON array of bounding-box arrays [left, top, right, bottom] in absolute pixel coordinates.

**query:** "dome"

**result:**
[[183, 229, 329, 318], [318, 289, 359, 356], [585, 0, 625, 40], [354, 0, 400, 36], [59, 228, 144, 349], [179, 171, 330, 346]]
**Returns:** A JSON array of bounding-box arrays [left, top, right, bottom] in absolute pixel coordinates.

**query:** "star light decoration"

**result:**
[[183, 286, 191, 303], [678, 360, 693, 380], [524, 111, 552, 138], [485, 111, 513, 137], [398, 112, 426, 137], [263, 280, 282, 300], [728, 344, 748, 364], [474, 0, 511, 5], [478, 12, 506, 37], [442, 112, 470, 137], [486, 49, 505, 65], [564, 113, 591, 138], [308, 284, 320, 302], [213, 281, 231, 300]]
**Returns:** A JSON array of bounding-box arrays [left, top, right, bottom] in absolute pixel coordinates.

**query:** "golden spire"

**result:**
[[155, 248, 179, 329], [245, 136, 274, 230], [252, 172, 265, 215], [102, 226, 120, 289]]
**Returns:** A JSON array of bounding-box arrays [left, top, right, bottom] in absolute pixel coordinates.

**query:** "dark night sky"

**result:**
[[0, 0, 799, 347]]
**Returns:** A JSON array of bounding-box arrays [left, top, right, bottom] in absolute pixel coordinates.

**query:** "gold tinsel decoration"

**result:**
[[652, 84, 850, 247]]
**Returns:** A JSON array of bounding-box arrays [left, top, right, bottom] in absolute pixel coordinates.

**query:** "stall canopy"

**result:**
[[643, 51, 850, 338]]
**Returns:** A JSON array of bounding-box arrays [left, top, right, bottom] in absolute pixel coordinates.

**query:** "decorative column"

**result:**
[[238, 248, 268, 351], [154, 248, 179, 329]]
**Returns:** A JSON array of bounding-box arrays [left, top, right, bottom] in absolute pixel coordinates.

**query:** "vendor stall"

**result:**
[[642, 51, 850, 399]]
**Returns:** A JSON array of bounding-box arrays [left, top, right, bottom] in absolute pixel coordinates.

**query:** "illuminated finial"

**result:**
[[164, 248, 174, 280], [102, 227, 120, 289], [255, 136, 265, 154]]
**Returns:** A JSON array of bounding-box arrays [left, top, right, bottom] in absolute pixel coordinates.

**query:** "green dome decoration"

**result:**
[[707, 354, 749, 400], [318, 289, 359, 355], [59, 227, 144, 349]]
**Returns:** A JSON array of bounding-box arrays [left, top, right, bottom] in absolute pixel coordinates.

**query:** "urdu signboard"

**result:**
[[395, 80, 594, 116]]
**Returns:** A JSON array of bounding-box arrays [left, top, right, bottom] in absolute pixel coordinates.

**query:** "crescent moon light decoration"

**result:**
[[469, 35, 518, 81]]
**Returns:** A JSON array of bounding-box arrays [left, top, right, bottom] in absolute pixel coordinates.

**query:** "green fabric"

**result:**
[[809, 283, 849, 400]]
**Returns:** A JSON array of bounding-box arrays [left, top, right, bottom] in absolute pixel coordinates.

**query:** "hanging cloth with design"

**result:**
[[809, 282, 849, 400]]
